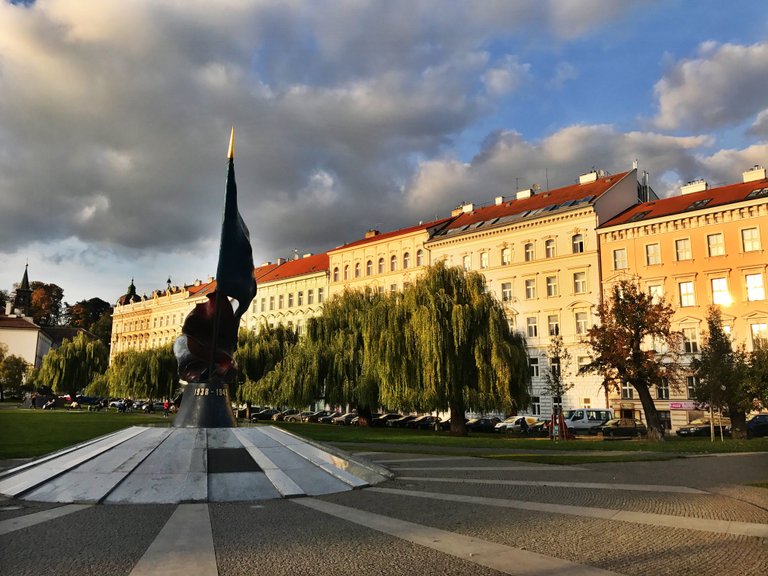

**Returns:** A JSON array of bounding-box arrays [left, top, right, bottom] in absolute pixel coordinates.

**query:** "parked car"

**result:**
[[318, 411, 342, 424], [371, 413, 402, 427], [387, 414, 417, 428], [745, 413, 768, 438], [285, 411, 314, 423], [251, 408, 280, 422], [465, 417, 501, 433], [272, 409, 299, 422], [303, 410, 337, 423], [596, 418, 647, 437], [331, 412, 358, 425], [526, 420, 551, 437], [405, 415, 439, 430], [494, 415, 538, 433], [675, 418, 731, 437], [563, 409, 613, 433]]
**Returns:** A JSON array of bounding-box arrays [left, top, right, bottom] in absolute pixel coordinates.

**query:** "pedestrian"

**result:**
[[163, 399, 170, 418]]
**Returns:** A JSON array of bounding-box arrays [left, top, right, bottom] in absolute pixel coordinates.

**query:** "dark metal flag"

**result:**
[[216, 127, 257, 322]]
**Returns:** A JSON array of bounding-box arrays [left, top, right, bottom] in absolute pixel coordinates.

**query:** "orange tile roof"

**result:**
[[187, 262, 281, 298], [328, 217, 454, 252], [431, 171, 631, 241], [601, 176, 768, 228], [259, 253, 330, 283]]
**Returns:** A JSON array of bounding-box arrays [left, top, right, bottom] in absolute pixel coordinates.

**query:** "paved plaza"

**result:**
[[1, 445, 767, 576]]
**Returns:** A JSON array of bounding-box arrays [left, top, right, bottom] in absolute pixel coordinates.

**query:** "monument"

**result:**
[[173, 127, 257, 428]]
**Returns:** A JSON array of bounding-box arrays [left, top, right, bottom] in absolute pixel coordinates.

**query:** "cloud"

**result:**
[[653, 41, 768, 131], [482, 56, 531, 96], [747, 109, 768, 137]]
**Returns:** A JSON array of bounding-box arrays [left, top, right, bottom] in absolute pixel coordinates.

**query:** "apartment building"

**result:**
[[598, 165, 768, 429], [425, 168, 648, 417]]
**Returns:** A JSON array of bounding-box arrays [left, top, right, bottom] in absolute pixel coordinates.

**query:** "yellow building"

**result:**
[[326, 219, 452, 298], [598, 165, 768, 429], [246, 253, 329, 335], [426, 168, 647, 417]]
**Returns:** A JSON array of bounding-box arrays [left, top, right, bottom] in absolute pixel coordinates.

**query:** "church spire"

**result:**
[[14, 263, 32, 316]]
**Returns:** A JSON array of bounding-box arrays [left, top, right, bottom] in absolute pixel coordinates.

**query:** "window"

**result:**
[[548, 315, 559, 336], [752, 323, 768, 347], [260, 298, 266, 313], [278, 295, 284, 309], [529, 359, 539, 378], [746, 273, 765, 301], [307, 289, 314, 305], [679, 281, 695, 307], [621, 381, 634, 399], [390, 284, 397, 292], [649, 284, 663, 304], [378, 258, 385, 274], [687, 376, 699, 399], [524, 243, 534, 261], [403, 252, 410, 269], [297, 291, 303, 306], [545, 239, 556, 258], [546, 275, 558, 297], [575, 311, 589, 335], [269, 296, 275, 311], [572, 234, 584, 254], [526, 317, 538, 338], [658, 410, 671, 430], [366, 260, 373, 276], [613, 248, 627, 270], [344, 265, 349, 280], [645, 243, 661, 265], [354, 263, 360, 278], [480, 252, 489, 269], [501, 282, 512, 302], [462, 255, 471, 271], [682, 327, 699, 354], [318, 288, 324, 303], [707, 233, 724, 257], [573, 272, 586, 294], [333, 267, 339, 282], [675, 238, 692, 261], [530, 395, 541, 415], [578, 356, 590, 372], [390, 255, 397, 272], [525, 279, 536, 299], [711, 278, 730, 306], [416, 249, 424, 266], [742, 228, 761, 252], [296, 320, 303, 336], [286, 293, 294, 308], [501, 247, 511, 265]]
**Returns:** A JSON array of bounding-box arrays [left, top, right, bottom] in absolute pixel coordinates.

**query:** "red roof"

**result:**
[[432, 171, 631, 239], [329, 217, 454, 252], [259, 253, 330, 283], [601, 176, 768, 227], [0, 315, 39, 330], [187, 262, 281, 298]]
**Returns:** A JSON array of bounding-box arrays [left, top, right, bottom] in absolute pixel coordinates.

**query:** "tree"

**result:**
[[543, 334, 573, 440], [0, 354, 29, 400], [0, 289, 8, 311], [391, 262, 530, 435], [690, 307, 751, 438], [36, 333, 108, 398], [579, 279, 682, 441], [29, 282, 65, 325], [748, 341, 768, 410], [64, 298, 113, 346], [107, 345, 177, 400]]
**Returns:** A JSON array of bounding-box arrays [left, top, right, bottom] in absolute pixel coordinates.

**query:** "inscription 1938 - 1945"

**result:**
[[193, 387, 229, 397]]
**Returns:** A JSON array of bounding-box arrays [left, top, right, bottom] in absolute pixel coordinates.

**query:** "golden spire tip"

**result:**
[[227, 126, 235, 159]]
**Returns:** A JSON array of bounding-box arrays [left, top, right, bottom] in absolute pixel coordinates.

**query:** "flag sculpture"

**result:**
[[173, 128, 257, 427]]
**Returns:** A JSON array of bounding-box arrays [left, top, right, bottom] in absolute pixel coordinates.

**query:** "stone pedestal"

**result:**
[[173, 382, 237, 428]]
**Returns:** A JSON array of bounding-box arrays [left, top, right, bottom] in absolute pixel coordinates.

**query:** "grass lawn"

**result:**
[[0, 409, 170, 459]]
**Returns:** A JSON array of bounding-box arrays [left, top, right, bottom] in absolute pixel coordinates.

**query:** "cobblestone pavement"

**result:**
[[1, 450, 766, 576]]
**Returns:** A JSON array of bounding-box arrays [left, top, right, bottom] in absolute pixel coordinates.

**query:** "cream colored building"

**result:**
[[426, 169, 648, 417], [326, 219, 451, 298], [246, 253, 329, 335], [598, 165, 768, 430]]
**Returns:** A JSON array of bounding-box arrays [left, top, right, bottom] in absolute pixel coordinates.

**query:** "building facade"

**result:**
[[598, 165, 768, 429]]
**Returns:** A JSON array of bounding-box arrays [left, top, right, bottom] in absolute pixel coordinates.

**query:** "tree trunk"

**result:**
[[357, 404, 373, 427], [634, 382, 665, 441], [727, 404, 747, 439]]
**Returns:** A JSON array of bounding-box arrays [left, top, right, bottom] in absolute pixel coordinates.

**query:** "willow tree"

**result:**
[[37, 332, 108, 398], [107, 345, 177, 400], [236, 325, 298, 415], [389, 262, 530, 435], [579, 279, 682, 441]]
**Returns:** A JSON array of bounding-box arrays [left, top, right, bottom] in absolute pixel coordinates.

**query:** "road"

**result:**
[[1, 449, 767, 575]]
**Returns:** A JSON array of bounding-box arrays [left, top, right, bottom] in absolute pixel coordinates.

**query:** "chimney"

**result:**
[[364, 229, 380, 239], [579, 170, 599, 185], [451, 202, 473, 216], [495, 195, 505, 205], [4, 302, 11, 316], [276, 258, 286, 265], [516, 189, 533, 200], [302, 253, 313, 258], [743, 165, 767, 183], [681, 179, 709, 195]]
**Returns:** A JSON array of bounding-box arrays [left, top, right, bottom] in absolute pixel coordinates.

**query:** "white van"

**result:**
[[564, 409, 613, 433]]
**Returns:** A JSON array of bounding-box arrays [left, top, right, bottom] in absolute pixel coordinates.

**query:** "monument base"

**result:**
[[173, 382, 237, 428]]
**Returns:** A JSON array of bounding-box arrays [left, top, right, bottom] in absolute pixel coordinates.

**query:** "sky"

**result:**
[[1, 0, 767, 305]]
